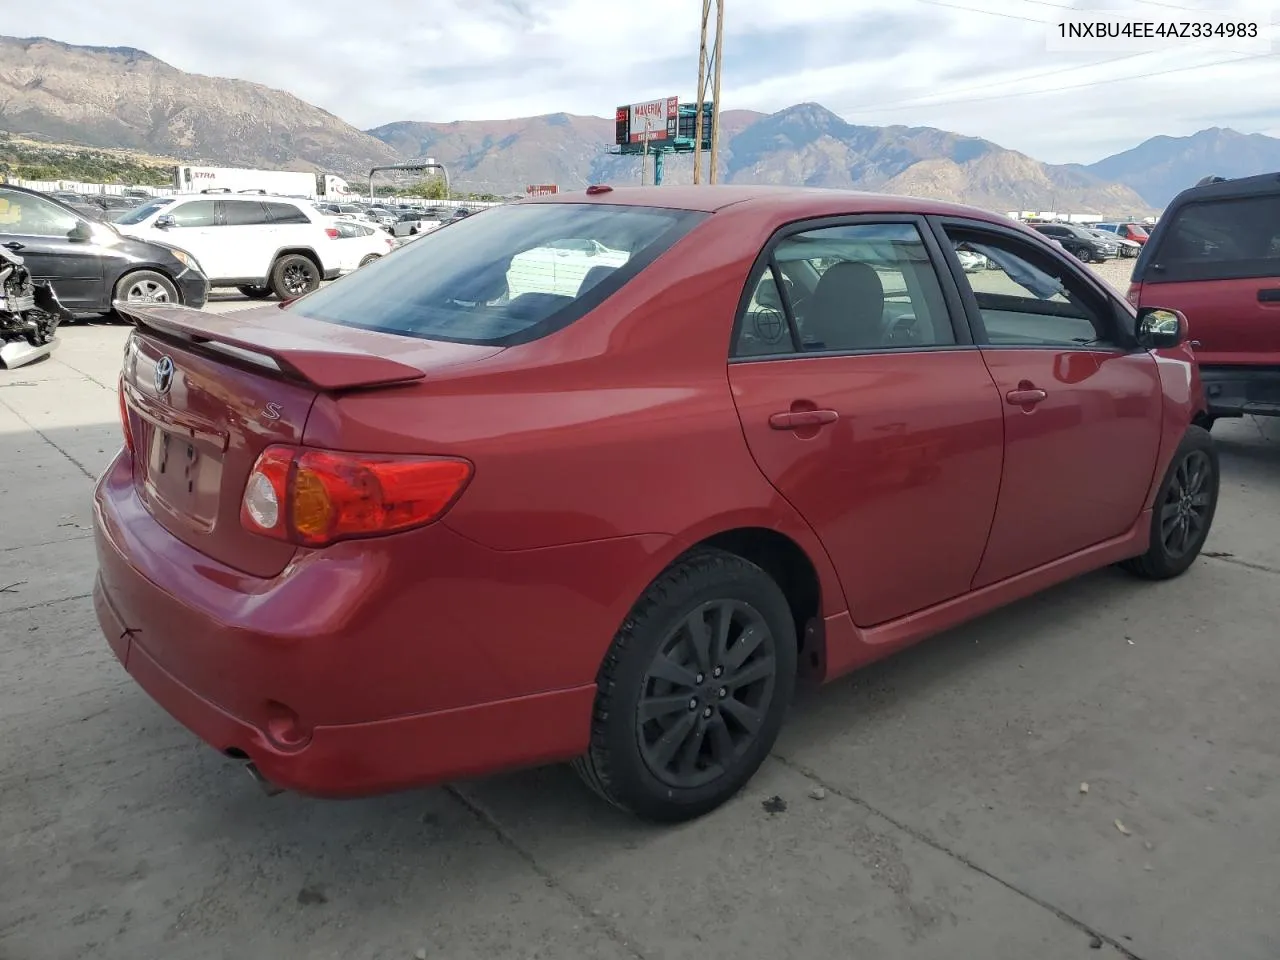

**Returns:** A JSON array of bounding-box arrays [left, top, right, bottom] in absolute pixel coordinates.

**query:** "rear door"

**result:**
[[1137, 194, 1280, 366], [159, 199, 225, 277], [727, 216, 1005, 627], [217, 199, 274, 279], [933, 217, 1163, 586]]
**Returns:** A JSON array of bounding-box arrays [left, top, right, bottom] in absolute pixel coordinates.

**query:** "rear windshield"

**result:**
[[289, 202, 705, 345]]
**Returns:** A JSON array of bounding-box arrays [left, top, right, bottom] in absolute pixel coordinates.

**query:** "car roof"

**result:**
[[523, 184, 1019, 225], [1169, 171, 1280, 206]]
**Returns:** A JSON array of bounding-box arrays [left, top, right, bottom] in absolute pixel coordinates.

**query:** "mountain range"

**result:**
[[2, 35, 1276, 212]]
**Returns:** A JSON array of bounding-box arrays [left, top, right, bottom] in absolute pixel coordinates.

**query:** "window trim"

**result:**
[[927, 215, 1140, 355], [217, 199, 271, 227], [728, 213, 977, 363]]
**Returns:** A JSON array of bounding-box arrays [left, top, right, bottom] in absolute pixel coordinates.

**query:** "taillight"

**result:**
[[324, 227, 340, 239], [1126, 282, 1141, 307], [118, 374, 135, 456], [241, 445, 472, 546]]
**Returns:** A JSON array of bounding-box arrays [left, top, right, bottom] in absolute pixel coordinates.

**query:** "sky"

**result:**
[[5, 0, 1278, 164]]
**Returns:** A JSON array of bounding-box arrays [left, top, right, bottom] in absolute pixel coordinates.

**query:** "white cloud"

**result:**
[[5, 0, 1277, 162]]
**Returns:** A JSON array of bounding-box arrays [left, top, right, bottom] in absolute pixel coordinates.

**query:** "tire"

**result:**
[[269, 254, 321, 300], [573, 549, 798, 822], [358, 254, 380, 268], [237, 285, 274, 300], [1120, 425, 1219, 580], [114, 270, 179, 308]]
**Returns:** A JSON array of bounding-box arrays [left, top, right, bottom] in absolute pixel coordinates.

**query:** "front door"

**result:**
[[0, 188, 106, 312], [728, 218, 1005, 627], [158, 199, 224, 278], [935, 218, 1164, 587]]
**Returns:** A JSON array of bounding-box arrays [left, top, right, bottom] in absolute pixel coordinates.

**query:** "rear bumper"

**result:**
[[1200, 364, 1280, 418], [90, 452, 657, 797]]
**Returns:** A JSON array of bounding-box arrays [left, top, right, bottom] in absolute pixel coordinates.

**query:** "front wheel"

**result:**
[[269, 254, 321, 300], [114, 270, 179, 309], [1120, 425, 1219, 580], [573, 549, 797, 822]]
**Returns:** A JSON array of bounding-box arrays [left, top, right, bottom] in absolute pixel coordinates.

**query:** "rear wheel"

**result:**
[[114, 270, 178, 307], [269, 254, 320, 300], [573, 549, 797, 822], [358, 254, 380, 268], [1121, 425, 1218, 580], [236, 285, 274, 299]]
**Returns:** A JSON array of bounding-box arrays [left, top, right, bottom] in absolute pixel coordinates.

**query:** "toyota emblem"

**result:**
[[154, 355, 175, 395]]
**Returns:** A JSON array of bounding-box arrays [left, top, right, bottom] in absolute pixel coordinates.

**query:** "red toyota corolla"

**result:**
[[97, 185, 1218, 822]]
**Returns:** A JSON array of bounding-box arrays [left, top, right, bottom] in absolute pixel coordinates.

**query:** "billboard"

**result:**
[[616, 97, 679, 145], [526, 184, 558, 197]]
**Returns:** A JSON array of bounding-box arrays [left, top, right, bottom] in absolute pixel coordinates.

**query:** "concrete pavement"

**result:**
[[1, 310, 1277, 960]]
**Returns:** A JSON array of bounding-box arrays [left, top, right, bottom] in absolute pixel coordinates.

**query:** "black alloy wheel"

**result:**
[[1159, 449, 1213, 560], [637, 599, 778, 790], [269, 254, 321, 300], [1121, 425, 1219, 580], [574, 549, 798, 822]]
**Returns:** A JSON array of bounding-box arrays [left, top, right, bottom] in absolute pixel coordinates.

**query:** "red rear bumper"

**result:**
[[92, 452, 653, 798]]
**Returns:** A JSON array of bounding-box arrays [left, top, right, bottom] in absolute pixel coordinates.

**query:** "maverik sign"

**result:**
[[618, 97, 679, 144]]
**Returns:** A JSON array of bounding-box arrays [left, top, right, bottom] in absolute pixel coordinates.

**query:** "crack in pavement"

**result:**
[[0, 534, 94, 554], [772, 754, 1148, 960], [1, 592, 93, 616], [1203, 552, 1280, 576], [442, 784, 651, 960]]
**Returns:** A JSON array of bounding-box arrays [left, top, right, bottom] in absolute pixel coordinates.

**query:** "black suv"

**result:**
[[1030, 222, 1120, 263], [0, 185, 209, 316]]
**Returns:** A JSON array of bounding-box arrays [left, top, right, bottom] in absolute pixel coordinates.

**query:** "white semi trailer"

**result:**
[[172, 166, 350, 198]]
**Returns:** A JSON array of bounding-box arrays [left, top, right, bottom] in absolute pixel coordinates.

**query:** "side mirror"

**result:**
[[154, 215, 176, 229], [67, 220, 94, 243], [1136, 306, 1187, 350]]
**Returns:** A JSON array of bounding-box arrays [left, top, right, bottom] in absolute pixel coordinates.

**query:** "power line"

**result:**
[[844, 50, 1275, 113], [910, 0, 1048, 25], [857, 51, 1160, 111]]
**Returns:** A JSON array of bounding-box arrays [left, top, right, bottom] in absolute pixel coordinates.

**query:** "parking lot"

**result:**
[[2, 272, 1278, 960]]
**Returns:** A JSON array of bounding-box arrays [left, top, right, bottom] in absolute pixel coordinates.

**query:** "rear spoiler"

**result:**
[[116, 302, 426, 390]]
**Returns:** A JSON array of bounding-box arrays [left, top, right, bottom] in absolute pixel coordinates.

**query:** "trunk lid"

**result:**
[[118, 302, 502, 578]]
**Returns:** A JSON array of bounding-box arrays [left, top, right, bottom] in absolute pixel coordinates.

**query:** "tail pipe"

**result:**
[[244, 761, 285, 797]]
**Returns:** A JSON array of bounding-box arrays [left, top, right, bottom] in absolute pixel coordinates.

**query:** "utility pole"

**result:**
[[693, 0, 723, 184]]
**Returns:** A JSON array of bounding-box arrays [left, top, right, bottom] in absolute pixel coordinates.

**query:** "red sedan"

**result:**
[[97, 185, 1218, 822]]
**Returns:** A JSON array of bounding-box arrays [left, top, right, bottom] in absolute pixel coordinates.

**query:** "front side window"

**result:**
[[167, 200, 218, 228], [289, 202, 705, 346], [944, 227, 1113, 348], [0, 189, 80, 238], [734, 222, 955, 357]]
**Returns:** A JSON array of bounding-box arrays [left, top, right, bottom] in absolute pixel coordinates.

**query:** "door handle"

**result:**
[[769, 409, 839, 430], [1005, 387, 1047, 406], [1258, 288, 1280, 303], [2, 241, 23, 251]]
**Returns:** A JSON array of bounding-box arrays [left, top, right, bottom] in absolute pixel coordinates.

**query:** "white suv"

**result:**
[[112, 193, 340, 300]]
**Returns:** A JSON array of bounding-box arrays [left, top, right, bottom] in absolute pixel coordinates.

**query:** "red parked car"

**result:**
[[1128, 172, 1280, 427], [97, 185, 1218, 822]]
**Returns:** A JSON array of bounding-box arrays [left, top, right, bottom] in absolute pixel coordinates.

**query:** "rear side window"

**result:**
[[265, 201, 310, 224], [734, 222, 955, 357], [1152, 196, 1280, 282], [223, 201, 271, 226], [289, 202, 706, 346]]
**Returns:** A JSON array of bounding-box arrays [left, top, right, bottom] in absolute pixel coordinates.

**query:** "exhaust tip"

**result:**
[[244, 761, 285, 797]]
